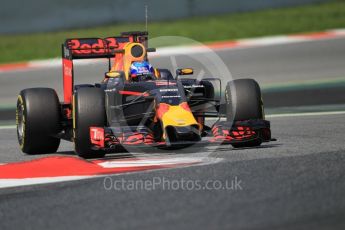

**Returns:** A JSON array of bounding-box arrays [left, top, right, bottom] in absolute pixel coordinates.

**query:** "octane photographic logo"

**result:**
[[114, 36, 235, 156]]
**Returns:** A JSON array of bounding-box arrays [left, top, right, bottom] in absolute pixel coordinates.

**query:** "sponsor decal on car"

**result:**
[[183, 85, 205, 88]]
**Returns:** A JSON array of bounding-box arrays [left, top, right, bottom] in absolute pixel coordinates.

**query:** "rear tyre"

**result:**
[[199, 80, 215, 99], [225, 79, 264, 148], [16, 88, 61, 154], [74, 87, 106, 158], [157, 69, 174, 80]]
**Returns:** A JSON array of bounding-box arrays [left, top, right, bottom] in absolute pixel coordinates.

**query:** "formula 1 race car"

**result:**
[[16, 31, 272, 158]]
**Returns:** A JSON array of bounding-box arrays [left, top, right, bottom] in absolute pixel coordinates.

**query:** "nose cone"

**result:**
[[157, 102, 198, 127]]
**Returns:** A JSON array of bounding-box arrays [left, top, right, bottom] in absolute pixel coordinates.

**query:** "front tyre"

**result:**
[[73, 87, 106, 158], [16, 88, 61, 154], [225, 79, 264, 148]]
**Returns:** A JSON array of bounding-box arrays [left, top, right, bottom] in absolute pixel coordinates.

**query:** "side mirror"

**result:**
[[176, 68, 193, 76], [105, 71, 125, 78]]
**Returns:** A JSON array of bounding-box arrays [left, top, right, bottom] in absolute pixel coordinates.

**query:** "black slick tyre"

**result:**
[[73, 87, 106, 158], [16, 88, 61, 154]]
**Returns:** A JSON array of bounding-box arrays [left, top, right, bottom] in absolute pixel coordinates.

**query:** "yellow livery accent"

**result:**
[[105, 71, 121, 78], [154, 68, 161, 78], [160, 104, 199, 129]]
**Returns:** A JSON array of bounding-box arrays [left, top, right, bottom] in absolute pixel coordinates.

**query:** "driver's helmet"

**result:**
[[130, 61, 155, 81]]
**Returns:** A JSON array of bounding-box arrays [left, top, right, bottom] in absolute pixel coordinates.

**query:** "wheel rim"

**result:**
[[16, 103, 24, 142]]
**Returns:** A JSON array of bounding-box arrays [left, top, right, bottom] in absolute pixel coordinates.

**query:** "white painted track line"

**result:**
[[0, 125, 16, 129], [266, 110, 345, 118]]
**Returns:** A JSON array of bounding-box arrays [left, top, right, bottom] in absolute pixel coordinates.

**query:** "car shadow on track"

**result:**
[[54, 143, 282, 161], [55, 150, 135, 160], [227, 143, 282, 151], [103, 143, 282, 159], [54, 150, 76, 156]]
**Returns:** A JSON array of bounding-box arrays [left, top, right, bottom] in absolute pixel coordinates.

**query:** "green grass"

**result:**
[[0, 0, 344, 64]]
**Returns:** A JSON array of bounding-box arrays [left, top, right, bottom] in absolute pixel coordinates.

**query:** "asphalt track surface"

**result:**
[[0, 37, 345, 229]]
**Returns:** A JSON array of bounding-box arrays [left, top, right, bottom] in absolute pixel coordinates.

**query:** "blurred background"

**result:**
[[0, 0, 330, 34], [0, 0, 344, 62]]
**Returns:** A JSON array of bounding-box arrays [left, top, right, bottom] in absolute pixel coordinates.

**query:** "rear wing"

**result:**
[[62, 31, 148, 60], [62, 31, 148, 104]]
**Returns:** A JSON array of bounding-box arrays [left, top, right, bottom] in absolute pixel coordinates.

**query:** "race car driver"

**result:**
[[129, 61, 156, 82]]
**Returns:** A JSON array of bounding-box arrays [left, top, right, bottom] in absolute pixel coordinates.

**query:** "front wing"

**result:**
[[89, 119, 272, 151]]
